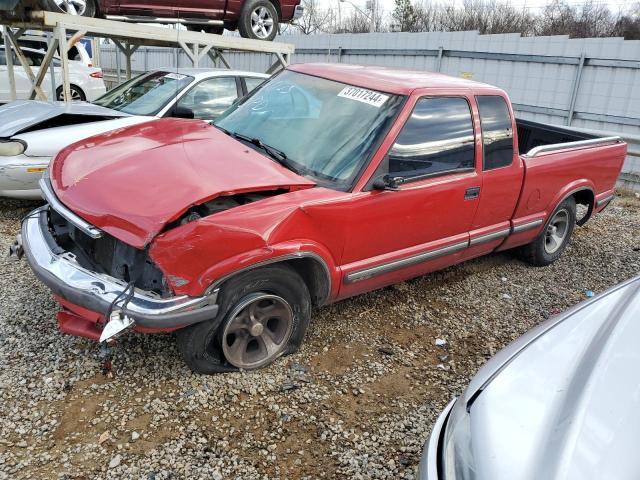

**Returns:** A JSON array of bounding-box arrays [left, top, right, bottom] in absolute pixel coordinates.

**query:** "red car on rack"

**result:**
[[12, 64, 626, 373], [34, 0, 303, 41]]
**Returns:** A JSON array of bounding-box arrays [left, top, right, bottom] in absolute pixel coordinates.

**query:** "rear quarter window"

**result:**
[[477, 95, 514, 170]]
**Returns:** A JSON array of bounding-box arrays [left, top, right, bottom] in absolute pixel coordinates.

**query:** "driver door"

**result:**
[[339, 93, 482, 298]]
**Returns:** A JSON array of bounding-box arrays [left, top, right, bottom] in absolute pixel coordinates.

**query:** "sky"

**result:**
[[331, 0, 636, 17]]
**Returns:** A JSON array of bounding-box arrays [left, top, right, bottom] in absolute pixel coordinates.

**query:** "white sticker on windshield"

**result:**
[[338, 87, 389, 108], [165, 72, 188, 80]]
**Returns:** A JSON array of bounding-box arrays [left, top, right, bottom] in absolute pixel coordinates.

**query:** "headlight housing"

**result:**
[[0, 140, 26, 156], [441, 396, 477, 480]]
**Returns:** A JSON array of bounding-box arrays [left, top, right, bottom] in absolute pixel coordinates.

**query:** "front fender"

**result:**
[[150, 215, 340, 299]]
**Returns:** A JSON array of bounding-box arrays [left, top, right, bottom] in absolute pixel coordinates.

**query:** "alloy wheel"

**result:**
[[250, 6, 275, 39], [57, 88, 83, 102], [544, 208, 570, 254], [53, 0, 87, 15], [221, 293, 294, 369]]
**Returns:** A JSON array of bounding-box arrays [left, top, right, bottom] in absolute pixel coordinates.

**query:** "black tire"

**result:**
[[40, 0, 96, 17], [237, 0, 279, 41], [187, 25, 224, 35], [177, 265, 311, 374], [519, 196, 576, 267], [56, 85, 86, 102]]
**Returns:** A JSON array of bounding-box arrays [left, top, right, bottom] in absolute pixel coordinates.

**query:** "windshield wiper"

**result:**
[[230, 132, 289, 165]]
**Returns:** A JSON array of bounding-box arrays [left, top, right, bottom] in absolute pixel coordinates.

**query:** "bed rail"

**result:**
[[524, 136, 623, 158]]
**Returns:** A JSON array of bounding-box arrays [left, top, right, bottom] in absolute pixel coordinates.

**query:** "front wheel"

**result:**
[[40, 0, 97, 17], [177, 265, 311, 374], [519, 196, 576, 266], [238, 0, 279, 41]]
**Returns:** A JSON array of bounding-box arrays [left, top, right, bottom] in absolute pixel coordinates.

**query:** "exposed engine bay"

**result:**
[[167, 190, 289, 229], [46, 190, 289, 297]]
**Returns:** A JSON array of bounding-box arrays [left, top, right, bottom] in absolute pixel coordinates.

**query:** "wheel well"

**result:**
[[269, 0, 282, 18], [572, 188, 595, 226], [210, 255, 332, 308], [281, 257, 330, 307]]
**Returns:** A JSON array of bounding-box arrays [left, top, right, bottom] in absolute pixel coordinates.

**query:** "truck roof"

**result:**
[[288, 63, 504, 96]]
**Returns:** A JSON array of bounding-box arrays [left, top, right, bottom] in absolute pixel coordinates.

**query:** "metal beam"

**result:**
[[54, 23, 71, 102], [566, 52, 586, 126], [30, 10, 295, 55], [5, 27, 48, 100], [435, 46, 443, 72], [113, 39, 139, 79], [265, 52, 288, 74], [47, 31, 57, 100], [207, 49, 230, 69], [29, 37, 59, 100], [2, 26, 16, 101]]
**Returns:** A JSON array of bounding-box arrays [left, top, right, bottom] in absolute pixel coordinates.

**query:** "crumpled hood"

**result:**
[[0, 100, 129, 138], [50, 118, 315, 248], [465, 276, 640, 480]]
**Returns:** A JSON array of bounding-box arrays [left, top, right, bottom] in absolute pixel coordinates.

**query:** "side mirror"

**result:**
[[170, 105, 195, 119], [372, 174, 405, 191]]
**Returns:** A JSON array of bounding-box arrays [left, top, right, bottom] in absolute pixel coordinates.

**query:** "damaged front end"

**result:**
[[17, 193, 220, 343]]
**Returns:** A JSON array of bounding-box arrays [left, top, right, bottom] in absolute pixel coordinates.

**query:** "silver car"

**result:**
[[420, 274, 640, 480]]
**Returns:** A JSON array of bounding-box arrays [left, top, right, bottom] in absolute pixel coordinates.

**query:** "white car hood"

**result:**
[[15, 116, 157, 157], [464, 276, 640, 480], [0, 100, 130, 138]]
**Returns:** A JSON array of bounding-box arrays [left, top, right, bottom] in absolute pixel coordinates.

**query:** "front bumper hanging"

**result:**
[[13, 207, 219, 335]]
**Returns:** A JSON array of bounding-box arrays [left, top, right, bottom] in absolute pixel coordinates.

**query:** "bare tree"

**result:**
[[281, 0, 640, 39], [335, 5, 385, 33], [535, 0, 616, 38], [286, 0, 337, 35], [612, 2, 640, 40], [438, 0, 535, 35]]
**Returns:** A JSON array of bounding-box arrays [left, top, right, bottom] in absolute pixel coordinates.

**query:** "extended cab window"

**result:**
[[386, 97, 475, 180], [476, 95, 514, 170]]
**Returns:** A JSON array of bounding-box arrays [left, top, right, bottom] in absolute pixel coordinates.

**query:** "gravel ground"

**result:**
[[0, 194, 639, 480]]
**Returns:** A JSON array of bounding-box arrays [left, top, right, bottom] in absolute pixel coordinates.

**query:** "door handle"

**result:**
[[465, 187, 481, 200]]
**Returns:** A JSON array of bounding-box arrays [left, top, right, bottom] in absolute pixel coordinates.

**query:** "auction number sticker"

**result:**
[[338, 86, 389, 107]]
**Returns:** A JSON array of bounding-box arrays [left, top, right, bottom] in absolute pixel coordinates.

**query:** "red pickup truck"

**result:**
[[13, 64, 626, 373], [20, 0, 303, 40]]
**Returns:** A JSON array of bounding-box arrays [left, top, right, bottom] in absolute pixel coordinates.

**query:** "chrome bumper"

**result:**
[[418, 398, 456, 480], [293, 4, 304, 19], [18, 207, 219, 329]]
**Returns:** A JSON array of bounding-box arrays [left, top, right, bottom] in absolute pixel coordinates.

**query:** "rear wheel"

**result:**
[[238, 0, 279, 41], [56, 85, 85, 102], [40, 0, 96, 17], [177, 265, 311, 374], [519, 196, 576, 266]]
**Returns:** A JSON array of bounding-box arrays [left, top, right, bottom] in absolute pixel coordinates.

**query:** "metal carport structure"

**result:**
[[0, 7, 294, 102]]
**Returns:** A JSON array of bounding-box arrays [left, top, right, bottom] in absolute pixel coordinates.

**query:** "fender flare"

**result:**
[[200, 242, 339, 306], [546, 181, 596, 227]]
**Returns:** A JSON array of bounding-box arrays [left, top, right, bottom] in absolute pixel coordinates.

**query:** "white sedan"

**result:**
[[0, 68, 268, 199], [0, 46, 107, 102]]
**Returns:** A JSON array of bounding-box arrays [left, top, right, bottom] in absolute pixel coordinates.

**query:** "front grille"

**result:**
[[47, 207, 169, 296]]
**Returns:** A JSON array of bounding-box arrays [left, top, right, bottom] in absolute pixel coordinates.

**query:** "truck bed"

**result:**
[[511, 119, 626, 231], [516, 118, 596, 154]]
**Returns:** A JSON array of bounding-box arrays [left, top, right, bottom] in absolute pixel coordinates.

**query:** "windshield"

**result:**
[[93, 71, 194, 116], [214, 70, 404, 189]]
